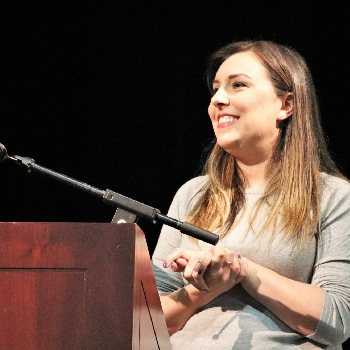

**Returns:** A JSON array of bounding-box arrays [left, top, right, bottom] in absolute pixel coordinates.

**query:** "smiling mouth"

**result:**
[[218, 115, 239, 124]]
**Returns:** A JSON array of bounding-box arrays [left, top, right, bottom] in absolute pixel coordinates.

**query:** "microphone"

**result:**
[[0, 143, 22, 164], [0, 143, 9, 162]]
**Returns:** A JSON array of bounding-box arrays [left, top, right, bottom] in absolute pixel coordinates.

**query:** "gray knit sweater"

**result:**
[[152, 173, 350, 349]]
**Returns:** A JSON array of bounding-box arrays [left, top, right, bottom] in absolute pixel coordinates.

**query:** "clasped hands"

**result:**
[[163, 246, 246, 295]]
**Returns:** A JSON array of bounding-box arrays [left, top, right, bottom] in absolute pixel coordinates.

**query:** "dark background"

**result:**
[[1, 1, 350, 257]]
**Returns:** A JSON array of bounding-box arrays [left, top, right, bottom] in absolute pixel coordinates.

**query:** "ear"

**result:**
[[277, 93, 294, 121]]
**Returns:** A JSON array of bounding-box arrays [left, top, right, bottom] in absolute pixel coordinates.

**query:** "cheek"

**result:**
[[208, 105, 215, 121], [242, 94, 280, 119], [236, 94, 262, 113]]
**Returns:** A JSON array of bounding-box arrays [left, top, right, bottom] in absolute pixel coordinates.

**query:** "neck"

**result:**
[[236, 157, 274, 191]]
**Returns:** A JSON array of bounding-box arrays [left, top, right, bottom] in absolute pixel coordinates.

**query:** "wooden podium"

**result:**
[[0, 222, 171, 350]]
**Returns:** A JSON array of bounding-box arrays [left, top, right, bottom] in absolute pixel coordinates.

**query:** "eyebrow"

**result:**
[[213, 73, 252, 84]]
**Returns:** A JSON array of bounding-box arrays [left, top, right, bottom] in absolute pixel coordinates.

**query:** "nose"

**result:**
[[210, 88, 229, 108]]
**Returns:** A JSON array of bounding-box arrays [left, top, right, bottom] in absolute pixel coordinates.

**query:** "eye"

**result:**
[[232, 81, 247, 88]]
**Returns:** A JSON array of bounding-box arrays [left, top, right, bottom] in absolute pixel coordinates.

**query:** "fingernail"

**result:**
[[163, 262, 168, 268], [237, 255, 241, 259]]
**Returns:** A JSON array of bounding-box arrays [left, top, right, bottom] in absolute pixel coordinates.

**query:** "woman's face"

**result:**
[[208, 51, 287, 165]]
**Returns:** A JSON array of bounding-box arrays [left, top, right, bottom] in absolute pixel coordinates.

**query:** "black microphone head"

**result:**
[[0, 143, 9, 162]]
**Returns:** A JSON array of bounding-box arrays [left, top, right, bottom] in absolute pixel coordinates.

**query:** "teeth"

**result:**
[[218, 116, 237, 124]]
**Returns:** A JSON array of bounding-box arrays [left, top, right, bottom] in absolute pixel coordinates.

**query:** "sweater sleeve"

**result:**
[[152, 176, 208, 295], [307, 176, 350, 345], [152, 193, 185, 295]]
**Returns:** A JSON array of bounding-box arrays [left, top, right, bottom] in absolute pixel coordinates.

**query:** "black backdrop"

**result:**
[[1, 1, 350, 257]]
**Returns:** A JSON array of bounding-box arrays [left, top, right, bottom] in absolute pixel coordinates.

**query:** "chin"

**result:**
[[216, 142, 236, 155], [216, 136, 245, 156], [216, 135, 236, 147]]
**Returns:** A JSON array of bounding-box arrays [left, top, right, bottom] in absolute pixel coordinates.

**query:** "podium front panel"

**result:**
[[0, 222, 170, 350]]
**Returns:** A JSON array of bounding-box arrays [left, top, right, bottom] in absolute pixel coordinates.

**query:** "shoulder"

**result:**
[[167, 175, 208, 221], [320, 172, 350, 198], [320, 172, 350, 222], [175, 175, 208, 198]]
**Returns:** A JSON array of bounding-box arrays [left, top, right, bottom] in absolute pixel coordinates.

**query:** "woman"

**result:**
[[152, 41, 350, 349]]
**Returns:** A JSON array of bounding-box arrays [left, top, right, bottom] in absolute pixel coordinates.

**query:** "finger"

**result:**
[[234, 255, 247, 284], [184, 252, 208, 275], [224, 255, 243, 286], [183, 251, 208, 280], [191, 251, 213, 291], [163, 249, 192, 268], [169, 260, 180, 272], [222, 261, 233, 268], [191, 251, 213, 275], [171, 257, 188, 272], [208, 246, 228, 272], [229, 255, 240, 278], [222, 249, 235, 269], [182, 251, 211, 290]]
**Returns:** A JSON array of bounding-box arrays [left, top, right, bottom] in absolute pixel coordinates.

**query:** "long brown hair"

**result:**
[[187, 40, 343, 245]]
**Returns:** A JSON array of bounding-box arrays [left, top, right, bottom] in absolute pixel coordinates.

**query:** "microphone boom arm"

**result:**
[[11, 155, 219, 245]]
